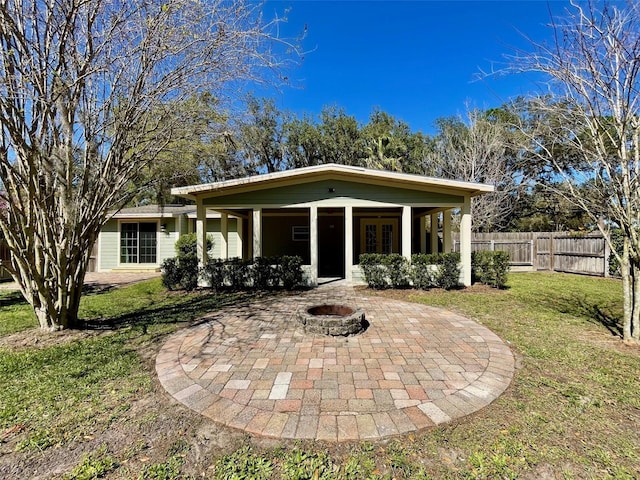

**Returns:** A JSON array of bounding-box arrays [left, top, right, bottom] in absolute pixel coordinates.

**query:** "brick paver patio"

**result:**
[[156, 285, 515, 441]]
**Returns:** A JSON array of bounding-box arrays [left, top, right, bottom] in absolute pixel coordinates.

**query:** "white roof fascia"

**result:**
[[171, 163, 495, 200]]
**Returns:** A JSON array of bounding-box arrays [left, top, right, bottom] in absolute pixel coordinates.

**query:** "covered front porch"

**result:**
[[172, 164, 493, 287]]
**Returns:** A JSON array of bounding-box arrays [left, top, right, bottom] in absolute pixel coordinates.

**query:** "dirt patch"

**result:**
[[0, 327, 107, 351]]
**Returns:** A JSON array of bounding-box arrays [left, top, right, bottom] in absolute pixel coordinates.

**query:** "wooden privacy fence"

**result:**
[[0, 240, 98, 281], [0, 239, 12, 281], [453, 232, 610, 277]]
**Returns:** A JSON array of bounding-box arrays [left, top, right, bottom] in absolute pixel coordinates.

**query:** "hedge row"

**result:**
[[359, 253, 462, 290], [359, 251, 510, 290], [162, 255, 304, 292]]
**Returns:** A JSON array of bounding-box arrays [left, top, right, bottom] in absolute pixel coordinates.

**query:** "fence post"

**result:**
[[490, 240, 495, 252], [603, 236, 610, 278], [550, 232, 555, 272]]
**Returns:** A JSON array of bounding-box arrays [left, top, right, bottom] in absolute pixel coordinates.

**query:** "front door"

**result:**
[[318, 214, 344, 277], [361, 219, 399, 254]]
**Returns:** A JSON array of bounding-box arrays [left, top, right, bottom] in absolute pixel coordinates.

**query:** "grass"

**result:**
[[0, 279, 248, 455], [0, 289, 36, 336], [1, 273, 639, 479]]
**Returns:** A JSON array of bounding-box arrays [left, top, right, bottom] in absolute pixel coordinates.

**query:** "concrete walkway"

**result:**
[[156, 285, 515, 442]]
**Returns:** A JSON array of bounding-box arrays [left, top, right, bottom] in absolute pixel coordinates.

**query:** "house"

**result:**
[[167, 163, 494, 286], [97, 204, 241, 272]]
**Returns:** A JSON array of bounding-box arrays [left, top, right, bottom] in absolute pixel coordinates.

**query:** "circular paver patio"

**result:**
[[156, 285, 514, 442]]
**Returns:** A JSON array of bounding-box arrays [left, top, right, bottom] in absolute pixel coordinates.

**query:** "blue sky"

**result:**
[[254, 0, 571, 134]]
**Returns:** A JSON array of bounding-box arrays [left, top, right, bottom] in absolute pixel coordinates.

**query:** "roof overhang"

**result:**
[[171, 163, 494, 201]]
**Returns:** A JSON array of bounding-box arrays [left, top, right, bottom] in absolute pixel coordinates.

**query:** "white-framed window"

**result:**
[[120, 222, 157, 264], [292, 225, 310, 241]]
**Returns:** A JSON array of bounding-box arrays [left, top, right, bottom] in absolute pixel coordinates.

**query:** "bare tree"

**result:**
[[509, 1, 640, 341], [0, 0, 298, 330], [430, 107, 525, 232]]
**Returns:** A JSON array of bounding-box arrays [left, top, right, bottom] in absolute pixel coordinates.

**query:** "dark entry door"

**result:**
[[318, 214, 344, 277]]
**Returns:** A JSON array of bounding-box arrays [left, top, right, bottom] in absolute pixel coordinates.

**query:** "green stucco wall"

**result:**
[[203, 179, 464, 207], [262, 215, 310, 262], [99, 216, 240, 271]]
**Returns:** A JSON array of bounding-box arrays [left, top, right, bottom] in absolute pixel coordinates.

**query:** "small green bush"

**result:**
[[160, 257, 181, 290], [161, 233, 205, 291], [410, 254, 439, 289], [384, 253, 410, 288], [472, 250, 510, 289], [280, 255, 304, 290], [252, 256, 277, 290], [359, 253, 392, 289], [160, 255, 199, 291], [174, 232, 212, 257], [161, 233, 214, 291], [436, 252, 461, 290], [202, 258, 226, 291], [226, 257, 250, 290]]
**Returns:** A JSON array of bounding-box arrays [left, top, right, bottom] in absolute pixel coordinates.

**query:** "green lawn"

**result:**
[[0, 273, 638, 479]]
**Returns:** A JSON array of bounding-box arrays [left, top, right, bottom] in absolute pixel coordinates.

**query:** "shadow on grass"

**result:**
[[78, 289, 281, 334], [533, 290, 623, 338], [578, 300, 623, 338], [0, 290, 28, 308], [82, 284, 117, 296]]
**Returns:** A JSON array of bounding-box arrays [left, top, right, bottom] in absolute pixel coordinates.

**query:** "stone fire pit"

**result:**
[[297, 304, 366, 336]]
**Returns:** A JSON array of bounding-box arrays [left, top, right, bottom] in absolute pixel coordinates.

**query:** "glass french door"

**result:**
[[361, 219, 398, 254]]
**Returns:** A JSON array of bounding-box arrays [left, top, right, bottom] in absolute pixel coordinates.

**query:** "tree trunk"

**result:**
[[8, 233, 92, 331], [621, 239, 633, 341], [632, 260, 640, 341]]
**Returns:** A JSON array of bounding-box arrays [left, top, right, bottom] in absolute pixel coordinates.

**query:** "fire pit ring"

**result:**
[[297, 304, 366, 336]]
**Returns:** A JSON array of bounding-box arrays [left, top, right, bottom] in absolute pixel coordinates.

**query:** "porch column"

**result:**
[[460, 197, 472, 286], [419, 215, 427, 254], [402, 206, 412, 261], [220, 212, 228, 260], [430, 213, 439, 254], [442, 209, 452, 253], [309, 206, 318, 284], [345, 206, 353, 282], [252, 208, 262, 259], [196, 200, 206, 270], [236, 217, 244, 259]]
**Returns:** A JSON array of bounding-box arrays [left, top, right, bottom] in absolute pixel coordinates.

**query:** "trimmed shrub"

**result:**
[[383, 253, 410, 288], [174, 233, 213, 257], [492, 251, 510, 289], [472, 250, 510, 289], [280, 255, 304, 290], [178, 254, 199, 291], [161, 233, 216, 291], [410, 254, 438, 289], [359, 253, 410, 289], [436, 252, 461, 290], [360, 253, 391, 289], [202, 258, 226, 291], [252, 256, 274, 290], [161, 255, 200, 291], [226, 257, 249, 291], [160, 257, 181, 290]]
